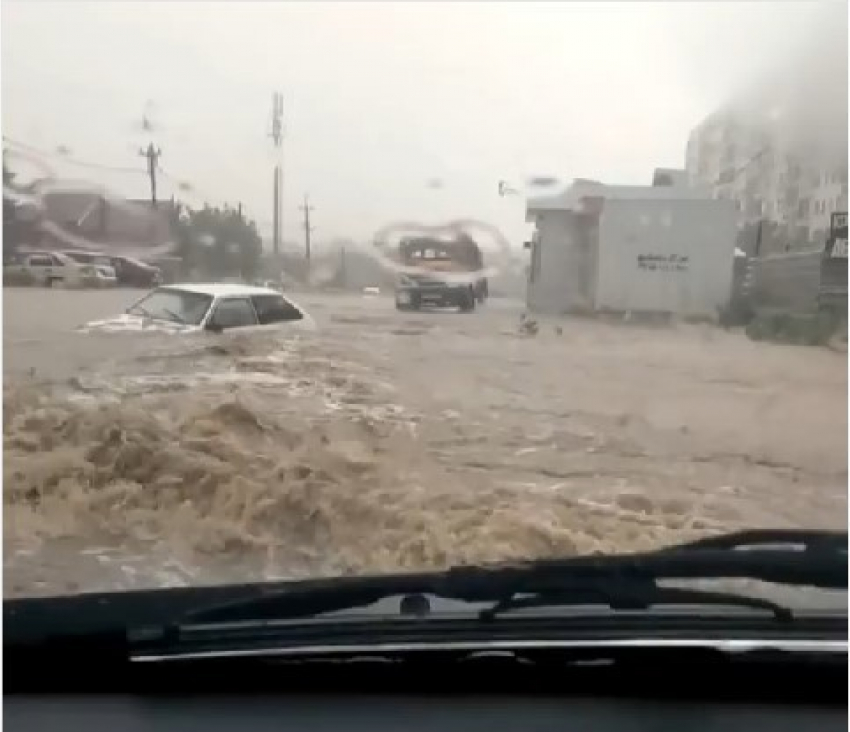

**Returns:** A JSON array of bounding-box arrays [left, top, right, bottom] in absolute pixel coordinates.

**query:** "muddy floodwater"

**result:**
[[4, 288, 847, 597]]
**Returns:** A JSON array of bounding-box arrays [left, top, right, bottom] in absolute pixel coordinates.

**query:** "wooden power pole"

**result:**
[[269, 92, 283, 258], [300, 194, 314, 263], [139, 142, 162, 207]]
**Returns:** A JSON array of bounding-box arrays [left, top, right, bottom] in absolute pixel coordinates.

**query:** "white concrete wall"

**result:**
[[526, 211, 595, 315], [595, 198, 737, 316]]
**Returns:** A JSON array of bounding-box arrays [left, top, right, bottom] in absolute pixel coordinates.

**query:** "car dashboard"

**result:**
[[6, 645, 846, 732], [5, 693, 846, 732]]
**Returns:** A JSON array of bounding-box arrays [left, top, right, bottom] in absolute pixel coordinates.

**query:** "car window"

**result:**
[[251, 294, 304, 324], [210, 298, 259, 329], [28, 255, 53, 267]]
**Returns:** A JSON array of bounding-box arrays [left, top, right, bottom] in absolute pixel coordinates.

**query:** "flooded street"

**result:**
[[4, 287, 847, 597]]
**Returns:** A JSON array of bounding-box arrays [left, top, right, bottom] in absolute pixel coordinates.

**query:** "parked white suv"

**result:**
[[5, 251, 95, 287]]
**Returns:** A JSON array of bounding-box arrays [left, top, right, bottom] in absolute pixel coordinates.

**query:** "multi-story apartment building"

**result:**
[[685, 107, 848, 253]]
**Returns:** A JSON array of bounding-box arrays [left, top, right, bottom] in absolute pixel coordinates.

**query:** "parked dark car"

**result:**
[[109, 255, 162, 288]]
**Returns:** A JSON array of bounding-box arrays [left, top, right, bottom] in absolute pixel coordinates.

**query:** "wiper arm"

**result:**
[[468, 529, 846, 623], [447, 531, 847, 597], [173, 530, 846, 627], [161, 308, 185, 324], [127, 305, 153, 319], [478, 578, 795, 622], [657, 529, 847, 553]]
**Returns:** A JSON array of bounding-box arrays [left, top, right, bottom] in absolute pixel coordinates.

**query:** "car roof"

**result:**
[[159, 283, 285, 298]]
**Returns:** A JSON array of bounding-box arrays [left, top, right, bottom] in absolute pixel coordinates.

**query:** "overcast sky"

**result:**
[[1, 1, 843, 246]]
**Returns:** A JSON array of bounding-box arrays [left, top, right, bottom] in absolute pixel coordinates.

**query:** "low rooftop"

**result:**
[[527, 178, 712, 218]]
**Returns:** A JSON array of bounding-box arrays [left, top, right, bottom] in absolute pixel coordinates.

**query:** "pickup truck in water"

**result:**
[[394, 235, 488, 312]]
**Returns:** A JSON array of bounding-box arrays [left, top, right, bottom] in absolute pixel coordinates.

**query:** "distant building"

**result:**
[[19, 191, 175, 254], [685, 107, 848, 252], [651, 167, 689, 188]]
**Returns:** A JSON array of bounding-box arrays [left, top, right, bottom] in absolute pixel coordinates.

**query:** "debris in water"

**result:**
[[519, 313, 539, 336]]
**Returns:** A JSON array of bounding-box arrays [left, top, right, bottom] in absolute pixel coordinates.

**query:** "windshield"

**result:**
[[2, 1, 847, 615], [127, 288, 213, 325], [64, 251, 91, 263]]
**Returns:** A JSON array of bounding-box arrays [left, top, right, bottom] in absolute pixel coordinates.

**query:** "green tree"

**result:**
[[170, 201, 262, 281], [3, 151, 21, 261]]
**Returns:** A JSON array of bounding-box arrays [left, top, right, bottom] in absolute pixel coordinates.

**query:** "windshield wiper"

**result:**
[[161, 308, 186, 325], [477, 578, 795, 622], [171, 529, 846, 628], [477, 529, 848, 622], [128, 305, 153, 319], [657, 529, 847, 553]]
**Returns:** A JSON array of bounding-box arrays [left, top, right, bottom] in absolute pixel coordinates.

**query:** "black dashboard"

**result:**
[[6, 571, 847, 732], [5, 694, 846, 732], [7, 645, 847, 732]]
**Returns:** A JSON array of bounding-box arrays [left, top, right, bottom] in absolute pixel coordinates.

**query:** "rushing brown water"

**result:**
[[4, 289, 847, 597]]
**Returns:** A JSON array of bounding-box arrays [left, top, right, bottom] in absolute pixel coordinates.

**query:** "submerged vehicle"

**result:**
[[80, 283, 316, 334], [394, 234, 488, 312]]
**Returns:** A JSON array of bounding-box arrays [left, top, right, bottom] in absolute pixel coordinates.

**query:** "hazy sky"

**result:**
[[1, 1, 842, 246]]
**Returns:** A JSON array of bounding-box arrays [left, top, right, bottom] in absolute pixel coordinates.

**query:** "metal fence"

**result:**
[[734, 213, 848, 316], [741, 249, 824, 313]]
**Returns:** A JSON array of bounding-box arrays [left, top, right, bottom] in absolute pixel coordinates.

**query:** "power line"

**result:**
[[3, 136, 142, 175], [157, 166, 218, 207], [4, 135, 260, 224]]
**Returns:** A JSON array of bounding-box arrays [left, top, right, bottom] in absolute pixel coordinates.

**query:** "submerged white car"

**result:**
[[82, 283, 316, 334]]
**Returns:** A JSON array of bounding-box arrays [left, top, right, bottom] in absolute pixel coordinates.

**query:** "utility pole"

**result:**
[[300, 194, 314, 284], [339, 244, 347, 289], [139, 142, 162, 207], [300, 194, 314, 263], [269, 92, 284, 260]]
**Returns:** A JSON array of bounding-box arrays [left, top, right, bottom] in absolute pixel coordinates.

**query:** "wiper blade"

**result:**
[[161, 308, 185, 325], [478, 579, 796, 622], [128, 305, 152, 318], [474, 530, 848, 623], [171, 530, 846, 628], [658, 529, 847, 553]]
